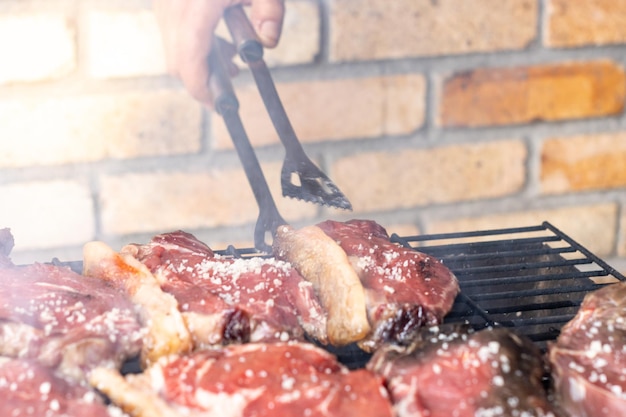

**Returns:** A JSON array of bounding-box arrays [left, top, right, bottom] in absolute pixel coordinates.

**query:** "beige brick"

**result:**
[[0, 90, 202, 168], [330, 140, 527, 212], [425, 204, 618, 257], [438, 60, 626, 128], [86, 10, 166, 79], [546, 0, 626, 47], [620, 209, 626, 257], [541, 133, 626, 194], [265, 0, 320, 66], [0, 13, 75, 84], [328, 0, 536, 62], [217, 0, 320, 67], [212, 74, 425, 148], [0, 181, 94, 250], [100, 163, 317, 235]]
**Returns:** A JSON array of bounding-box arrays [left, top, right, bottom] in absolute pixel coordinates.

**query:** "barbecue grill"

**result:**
[[210, 221, 625, 368], [54, 220, 624, 371]]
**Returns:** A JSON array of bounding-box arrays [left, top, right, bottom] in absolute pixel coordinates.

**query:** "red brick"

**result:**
[[331, 140, 527, 212], [541, 133, 626, 194], [328, 0, 537, 62], [546, 0, 626, 47], [212, 74, 425, 149], [438, 60, 626, 127]]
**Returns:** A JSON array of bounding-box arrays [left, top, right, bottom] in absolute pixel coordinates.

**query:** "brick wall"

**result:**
[[1, 0, 626, 275]]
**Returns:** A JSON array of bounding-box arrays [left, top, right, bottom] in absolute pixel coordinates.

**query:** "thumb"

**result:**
[[249, 0, 285, 48]]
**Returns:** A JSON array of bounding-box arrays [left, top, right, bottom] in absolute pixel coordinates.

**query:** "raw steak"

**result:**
[[90, 342, 394, 417], [368, 325, 561, 417], [317, 219, 460, 351], [0, 357, 119, 417], [0, 252, 143, 382], [83, 240, 192, 366], [549, 281, 626, 417], [124, 231, 327, 347]]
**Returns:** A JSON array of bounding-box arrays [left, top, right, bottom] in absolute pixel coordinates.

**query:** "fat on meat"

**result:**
[[549, 281, 626, 417], [273, 224, 371, 347], [0, 357, 118, 417], [90, 342, 395, 417], [83, 240, 193, 366], [0, 242, 143, 382], [317, 219, 460, 351], [368, 325, 562, 417], [124, 231, 328, 347]]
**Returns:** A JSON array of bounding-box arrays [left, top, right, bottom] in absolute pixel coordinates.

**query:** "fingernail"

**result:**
[[259, 20, 280, 46]]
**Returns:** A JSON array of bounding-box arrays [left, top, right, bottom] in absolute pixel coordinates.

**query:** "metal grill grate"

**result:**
[[389, 221, 625, 349]]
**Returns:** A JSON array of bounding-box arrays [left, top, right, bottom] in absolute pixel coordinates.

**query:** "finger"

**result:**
[[173, 0, 234, 105], [249, 0, 285, 48], [216, 37, 240, 77]]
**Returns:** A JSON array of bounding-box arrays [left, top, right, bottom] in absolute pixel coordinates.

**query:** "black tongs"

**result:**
[[208, 6, 352, 252], [209, 39, 285, 253], [221, 6, 352, 210]]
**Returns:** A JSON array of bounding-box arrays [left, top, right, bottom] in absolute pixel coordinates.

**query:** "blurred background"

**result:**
[[1, 0, 625, 274]]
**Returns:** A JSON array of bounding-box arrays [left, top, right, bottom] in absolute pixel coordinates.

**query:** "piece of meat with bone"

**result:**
[[89, 342, 394, 417], [0, 357, 117, 417], [0, 248, 143, 382], [275, 219, 460, 351], [273, 224, 371, 346], [368, 325, 561, 417], [548, 281, 626, 417], [83, 240, 192, 366], [122, 230, 328, 347]]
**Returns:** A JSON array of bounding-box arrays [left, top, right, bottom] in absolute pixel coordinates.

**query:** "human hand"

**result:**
[[153, 0, 285, 107]]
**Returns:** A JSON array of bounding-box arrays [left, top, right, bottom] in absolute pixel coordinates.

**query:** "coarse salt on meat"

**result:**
[[316, 219, 460, 352], [0, 357, 115, 417], [549, 281, 626, 416], [125, 231, 328, 348], [90, 342, 394, 417], [368, 325, 559, 417], [0, 253, 143, 382]]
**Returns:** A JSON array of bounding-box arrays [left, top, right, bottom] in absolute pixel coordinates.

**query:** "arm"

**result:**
[[153, 0, 285, 106]]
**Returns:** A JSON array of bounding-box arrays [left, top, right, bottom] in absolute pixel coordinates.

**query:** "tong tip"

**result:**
[[281, 182, 353, 211]]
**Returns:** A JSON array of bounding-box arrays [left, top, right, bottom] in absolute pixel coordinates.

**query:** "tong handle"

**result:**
[[223, 6, 264, 63], [208, 39, 239, 115], [223, 5, 353, 211], [208, 40, 286, 252]]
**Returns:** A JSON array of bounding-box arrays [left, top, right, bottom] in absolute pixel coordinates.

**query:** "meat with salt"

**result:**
[[123, 231, 328, 347], [317, 219, 460, 351], [0, 244, 143, 381], [0, 357, 117, 417], [83, 240, 192, 366], [273, 224, 370, 346], [368, 325, 561, 417], [549, 281, 626, 417], [90, 342, 394, 417]]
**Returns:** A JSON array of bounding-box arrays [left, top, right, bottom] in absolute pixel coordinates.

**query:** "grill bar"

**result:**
[[388, 221, 625, 350]]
